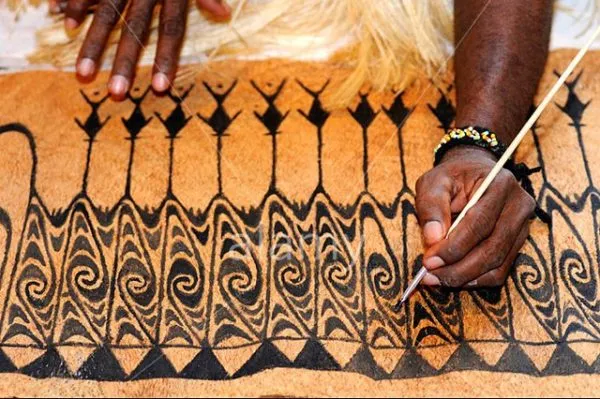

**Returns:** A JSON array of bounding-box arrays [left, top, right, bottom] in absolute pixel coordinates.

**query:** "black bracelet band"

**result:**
[[433, 126, 508, 166]]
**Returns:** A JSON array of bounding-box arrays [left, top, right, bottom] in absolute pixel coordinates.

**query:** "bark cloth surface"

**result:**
[[0, 50, 599, 397]]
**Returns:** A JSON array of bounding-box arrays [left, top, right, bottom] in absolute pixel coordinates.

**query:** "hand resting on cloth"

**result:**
[[54, 0, 554, 292]]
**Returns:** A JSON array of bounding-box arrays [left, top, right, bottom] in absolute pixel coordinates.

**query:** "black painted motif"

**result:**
[[0, 74, 598, 381]]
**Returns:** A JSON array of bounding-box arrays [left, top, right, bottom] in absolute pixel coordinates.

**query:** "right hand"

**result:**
[[50, 0, 231, 99], [415, 145, 536, 288]]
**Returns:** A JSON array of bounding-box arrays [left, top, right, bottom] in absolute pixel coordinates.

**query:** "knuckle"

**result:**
[[81, 41, 103, 58], [445, 244, 458, 259], [96, 4, 118, 25], [160, 17, 185, 38], [488, 233, 506, 250], [67, 0, 87, 14], [115, 56, 135, 75], [154, 55, 173, 72], [464, 220, 486, 245], [125, 14, 148, 38], [440, 275, 463, 288], [487, 268, 507, 287], [472, 204, 495, 232], [415, 171, 440, 194], [496, 169, 515, 186], [487, 250, 506, 269]]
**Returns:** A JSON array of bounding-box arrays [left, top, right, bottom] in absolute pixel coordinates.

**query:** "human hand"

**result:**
[[415, 145, 536, 288], [49, 0, 231, 99]]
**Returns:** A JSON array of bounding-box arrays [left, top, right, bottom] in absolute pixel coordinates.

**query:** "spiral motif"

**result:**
[[119, 258, 156, 307], [20, 264, 55, 309], [513, 253, 554, 305], [275, 256, 310, 298], [367, 252, 400, 300], [168, 258, 203, 308], [560, 249, 597, 304], [219, 258, 262, 307], [67, 253, 109, 303], [323, 251, 356, 298]]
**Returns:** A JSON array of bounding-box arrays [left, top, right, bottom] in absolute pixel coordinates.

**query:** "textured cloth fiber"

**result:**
[[0, 50, 598, 396]]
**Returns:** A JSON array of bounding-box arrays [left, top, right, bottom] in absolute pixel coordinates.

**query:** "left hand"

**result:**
[[49, 0, 231, 98], [415, 145, 536, 288]]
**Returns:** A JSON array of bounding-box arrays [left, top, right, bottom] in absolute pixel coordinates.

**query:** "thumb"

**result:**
[[415, 174, 452, 247]]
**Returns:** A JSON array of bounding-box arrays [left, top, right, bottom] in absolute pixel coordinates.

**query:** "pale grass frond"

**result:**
[[18, 0, 599, 108]]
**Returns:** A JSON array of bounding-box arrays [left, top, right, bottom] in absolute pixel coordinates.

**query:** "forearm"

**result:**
[[454, 0, 553, 143]]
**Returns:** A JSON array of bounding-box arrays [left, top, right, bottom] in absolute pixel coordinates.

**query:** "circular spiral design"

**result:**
[[168, 258, 203, 308], [68, 253, 109, 303], [20, 264, 55, 309], [119, 257, 156, 307], [513, 253, 554, 304], [219, 258, 262, 307], [367, 252, 400, 300], [275, 256, 310, 298], [560, 249, 597, 304], [323, 251, 355, 298]]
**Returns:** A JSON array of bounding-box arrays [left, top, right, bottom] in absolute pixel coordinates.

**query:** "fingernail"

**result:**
[[65, 18, 78, 30], [152, 72, 170, 92], [77, 58, 95, 77], [467, 280, 478, 287], [214, 0, 232, 16], [422, 273, 441, 286], [424, 256, 445, 270], [423, 221, 443, 245], [108, 75, 129, 96]]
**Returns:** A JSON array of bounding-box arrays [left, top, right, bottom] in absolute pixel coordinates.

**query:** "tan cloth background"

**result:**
[[0, 50, 599, 396]]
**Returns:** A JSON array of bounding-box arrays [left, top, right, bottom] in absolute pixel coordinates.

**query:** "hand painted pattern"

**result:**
[[0, 71, 597, 381]]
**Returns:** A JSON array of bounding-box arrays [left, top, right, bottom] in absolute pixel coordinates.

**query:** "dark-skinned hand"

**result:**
[[49, 0, 231, 99], [415, 146, 536, 288]]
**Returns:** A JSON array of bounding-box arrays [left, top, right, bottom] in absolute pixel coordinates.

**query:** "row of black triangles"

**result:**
[[0, 341, 597, 380]]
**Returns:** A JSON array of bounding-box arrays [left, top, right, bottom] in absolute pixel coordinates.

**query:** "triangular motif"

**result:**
[[112, 347, 152, 376], [162, 347, 202, 373], [272, 339, 308, 362], [213, 344, 261, 376], [2, 347, 46, 369], [56, 345, 96, 374]]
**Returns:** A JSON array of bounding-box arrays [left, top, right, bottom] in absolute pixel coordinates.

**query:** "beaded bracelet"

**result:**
[[432, 126, 551, 225], [433, 126, 508, 166]]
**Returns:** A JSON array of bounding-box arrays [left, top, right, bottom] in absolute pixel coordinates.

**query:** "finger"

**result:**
[[76, 0, 127, 79], [109, 0, 159, 98], [422, 173, 514, 270], [467, 223, 530, 288], [415, 172, 453, 247], [422, 272, 442, 286], [49, 0, 67, 14], [196, 0, 231, 18], [64, 0, 96, 29], [153, 0, 188, 92], [426, 194, 534, 287]]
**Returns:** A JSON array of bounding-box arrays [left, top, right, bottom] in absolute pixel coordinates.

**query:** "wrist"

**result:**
[[439, 144, 498, 164], [434, 127, 505, 166]]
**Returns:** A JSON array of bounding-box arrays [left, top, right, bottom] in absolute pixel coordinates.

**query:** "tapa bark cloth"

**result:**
[[0, 50, 598, 396]]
